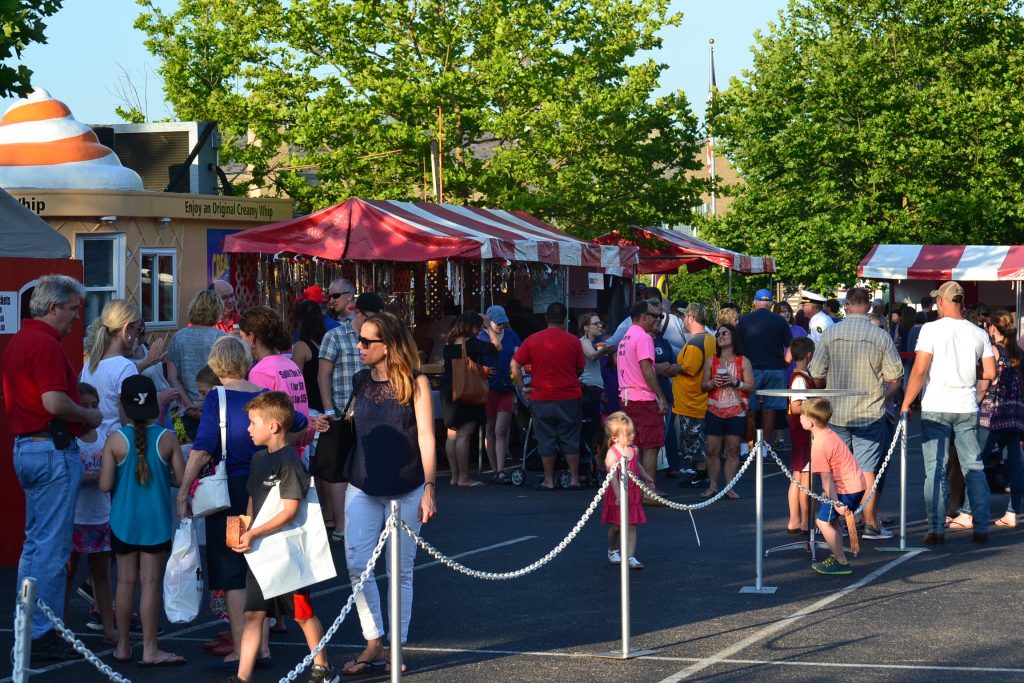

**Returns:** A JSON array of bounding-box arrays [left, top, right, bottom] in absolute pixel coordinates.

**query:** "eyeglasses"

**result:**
[[329, 291, 354, 300], [357, 336, 385, 348], [588, 320, 603, 326]]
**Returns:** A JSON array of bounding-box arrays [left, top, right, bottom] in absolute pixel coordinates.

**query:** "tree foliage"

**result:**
[[706, 0, 1024, 290], [0, 0, 62, 98], [135, 0, 705, 236]]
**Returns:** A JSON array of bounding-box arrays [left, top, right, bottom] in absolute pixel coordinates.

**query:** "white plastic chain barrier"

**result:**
[[12, 587, 26, 683], [764, 417, 904, 514], [402, 467, 617, 579], [626, 447, 758, 510], [34, 599, 131, 683], [278, 511, 394, 683]]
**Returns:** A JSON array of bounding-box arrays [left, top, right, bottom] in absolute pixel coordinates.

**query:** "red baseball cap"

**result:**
[[300, 285, 327, 305]]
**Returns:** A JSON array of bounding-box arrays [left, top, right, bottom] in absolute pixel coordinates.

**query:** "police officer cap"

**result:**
[[801, 290, 826, 304]]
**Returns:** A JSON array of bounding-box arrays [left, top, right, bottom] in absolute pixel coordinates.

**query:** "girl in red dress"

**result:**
[[602, 412, 655, 570]]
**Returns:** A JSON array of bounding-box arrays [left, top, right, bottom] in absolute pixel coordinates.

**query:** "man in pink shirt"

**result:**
[[617, 300, 670, 490]]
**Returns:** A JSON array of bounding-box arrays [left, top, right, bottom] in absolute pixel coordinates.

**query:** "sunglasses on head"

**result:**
[[357, 336, 384, 348]]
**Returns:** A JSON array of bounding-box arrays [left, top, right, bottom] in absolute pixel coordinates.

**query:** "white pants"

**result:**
[[344, 484, 424, 642]]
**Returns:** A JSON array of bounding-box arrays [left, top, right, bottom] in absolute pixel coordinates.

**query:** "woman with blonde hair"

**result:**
[[167, 288, 225, 439], [341, 311, 436, 675]]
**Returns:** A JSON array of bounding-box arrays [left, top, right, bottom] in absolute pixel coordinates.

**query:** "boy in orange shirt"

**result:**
[[801, 398, 866, 575]]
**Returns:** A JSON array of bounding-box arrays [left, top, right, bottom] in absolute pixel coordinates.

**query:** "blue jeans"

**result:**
[[921, 412, 989, 534], [13, 437, 82, 638], [962, 428, 1024, 517]]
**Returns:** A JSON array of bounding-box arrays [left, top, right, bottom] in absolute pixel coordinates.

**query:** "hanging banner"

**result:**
[[208, 229, 241, 284]]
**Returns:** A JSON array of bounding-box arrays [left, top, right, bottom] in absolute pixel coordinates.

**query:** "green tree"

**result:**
[[135, 0, 704, 235], [706, 0, 1024, 290], [0, 0, 62, 98]]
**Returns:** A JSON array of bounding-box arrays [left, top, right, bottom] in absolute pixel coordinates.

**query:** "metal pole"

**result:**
[[900, 412, 908, 551], [389, 500, 402, 682], [741, 431, 777, 593], [14, 577, 36, 683], [619, 455, 630, 658]]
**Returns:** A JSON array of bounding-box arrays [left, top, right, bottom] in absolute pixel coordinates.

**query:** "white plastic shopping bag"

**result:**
[[245, 484, 336, 599], [163, 519, 202, 623]]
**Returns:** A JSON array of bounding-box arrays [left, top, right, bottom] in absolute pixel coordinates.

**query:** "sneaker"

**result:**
[[29, 630, 83, 665], [77, 582, 95, 605], [627, 556, 645, 570], [308, 664, 340, 683], [330, 530, 344, 543], [85, 607, 103, 631], [862, 524, 894, 540], [607, 549, 621, 565], [686, 474, 709, 488], [811, 555, 852, 576]]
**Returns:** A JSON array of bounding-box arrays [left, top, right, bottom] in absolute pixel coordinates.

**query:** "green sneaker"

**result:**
[[812, 555, 852, 575]]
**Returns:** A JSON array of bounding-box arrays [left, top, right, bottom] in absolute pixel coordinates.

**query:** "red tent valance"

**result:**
[[594, 225, 776, 275], [859, 244, 1024, 281], [224, 198, 637, 275]]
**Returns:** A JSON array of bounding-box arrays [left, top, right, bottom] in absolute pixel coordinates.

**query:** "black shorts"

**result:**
[[243, 566, 313, 619], [531, 399, 582, 458], [110, 533, 171, 556]]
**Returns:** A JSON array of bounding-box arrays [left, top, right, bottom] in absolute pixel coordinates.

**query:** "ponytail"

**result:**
[[85, 319, 109, 373], [133, 419, 151, 486]]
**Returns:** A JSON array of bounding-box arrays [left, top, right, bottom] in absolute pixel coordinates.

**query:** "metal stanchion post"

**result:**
[[13, 577, 36, 683], [595, 457, 654, 659], [880, 413, 923, 552], [741, 430, 777, 594], [389, 501, 402, 682]]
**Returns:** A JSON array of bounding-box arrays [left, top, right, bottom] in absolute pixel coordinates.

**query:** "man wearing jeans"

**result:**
[[901, 281, 995, 545], [1, 275, 102, 664], [809, 287, 903, 539]]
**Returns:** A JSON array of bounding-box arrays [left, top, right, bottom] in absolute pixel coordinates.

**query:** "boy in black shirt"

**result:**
[[229, 392, 337, 683]]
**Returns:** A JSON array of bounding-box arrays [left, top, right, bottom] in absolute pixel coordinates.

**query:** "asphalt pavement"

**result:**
[[3, 413, 1024, 682]]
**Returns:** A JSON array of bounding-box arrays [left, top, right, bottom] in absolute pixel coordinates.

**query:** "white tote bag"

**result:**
[[190, 387, 231, 517], [163, 519, 202, 623], [245, 484, 336, 599]]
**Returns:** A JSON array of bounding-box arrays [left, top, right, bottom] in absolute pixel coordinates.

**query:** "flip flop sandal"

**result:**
[[995, 518, 1017, 528], [947, 518, 973, 531], [342, 659, 385, 676], [112, 647, 132, 664], [138, 653, 186, 667]]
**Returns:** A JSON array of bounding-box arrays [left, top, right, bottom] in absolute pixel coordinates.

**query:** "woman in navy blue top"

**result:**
[[175, 336, 309, 668], [340, 312, 436, 676]]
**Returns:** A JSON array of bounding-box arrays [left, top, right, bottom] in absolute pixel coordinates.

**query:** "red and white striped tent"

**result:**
[[224, 197, 637, 275], [858, 244, 1024, 281], [593, 224, 776, 275]]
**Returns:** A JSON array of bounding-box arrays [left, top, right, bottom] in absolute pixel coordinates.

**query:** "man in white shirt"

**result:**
[[802, 290, 834, 344], [901, 281, 995, 545]]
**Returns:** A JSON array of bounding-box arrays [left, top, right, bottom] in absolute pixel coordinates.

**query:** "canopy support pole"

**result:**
[[728, 268, 733, 301]]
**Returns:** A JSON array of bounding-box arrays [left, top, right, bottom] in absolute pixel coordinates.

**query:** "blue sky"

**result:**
[[3, 0, 789, 124]]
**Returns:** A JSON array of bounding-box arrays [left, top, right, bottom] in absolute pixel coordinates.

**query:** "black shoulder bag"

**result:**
[[311, 371, 368, 483]]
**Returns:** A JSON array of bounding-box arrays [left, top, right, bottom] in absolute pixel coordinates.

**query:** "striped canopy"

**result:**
[[858, 244, 1024, 281], [224, 198, 637, 275], [593, 224, 776, 275]]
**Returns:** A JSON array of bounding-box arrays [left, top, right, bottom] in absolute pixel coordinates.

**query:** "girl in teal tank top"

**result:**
[[99, 375, 186, 666]]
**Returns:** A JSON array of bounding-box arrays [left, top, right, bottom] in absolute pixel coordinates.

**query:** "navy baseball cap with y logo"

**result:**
[[120, 375, 159, 421]]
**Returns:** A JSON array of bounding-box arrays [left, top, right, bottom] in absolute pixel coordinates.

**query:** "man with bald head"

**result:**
[[211, 278, 240, 333]]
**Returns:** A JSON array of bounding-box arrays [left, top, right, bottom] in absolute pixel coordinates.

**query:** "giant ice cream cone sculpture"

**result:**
[[0, 88, 144, 190]]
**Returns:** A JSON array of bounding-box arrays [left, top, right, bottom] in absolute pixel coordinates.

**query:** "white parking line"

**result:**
[[659, 549, 925, 681]]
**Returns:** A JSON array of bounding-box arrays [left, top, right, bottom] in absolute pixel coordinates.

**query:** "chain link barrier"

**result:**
[[402, 467, 617, 579], [278, 511, 394, 683], [626, 447, 758, 510], [764, 418, 904, 514], [34, 599, 131, 683]]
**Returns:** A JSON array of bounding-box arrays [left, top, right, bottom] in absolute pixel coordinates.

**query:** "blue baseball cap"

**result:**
[[485, 305, 509, 324], [754, 288, 773, 302]]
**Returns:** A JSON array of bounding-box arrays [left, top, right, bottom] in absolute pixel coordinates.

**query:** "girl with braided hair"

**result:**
[[100, 375, 185, 666]]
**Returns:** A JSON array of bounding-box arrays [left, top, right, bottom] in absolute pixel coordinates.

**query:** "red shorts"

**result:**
[[293, 590, 314, 621], [622, 400, 665, 450], [485, 390, 515, 418]]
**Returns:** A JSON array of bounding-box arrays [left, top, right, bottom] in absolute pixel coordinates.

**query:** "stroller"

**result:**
[[509, 382, 598, 488]]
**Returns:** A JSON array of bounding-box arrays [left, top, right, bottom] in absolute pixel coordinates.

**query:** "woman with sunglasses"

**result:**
[[440, 311, 500, 487], [341, 312, 436, 675], [701, 323, 754, 499], [580, 311, 614, 457]]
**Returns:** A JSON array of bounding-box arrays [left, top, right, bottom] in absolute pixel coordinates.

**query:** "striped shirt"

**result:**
[[808, 313, 903, 427]]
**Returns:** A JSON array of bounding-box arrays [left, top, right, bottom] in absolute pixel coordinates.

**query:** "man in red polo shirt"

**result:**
[[212, 278, 241, 332], [511, 302, 586, 490], [2, 275, 101, 664]]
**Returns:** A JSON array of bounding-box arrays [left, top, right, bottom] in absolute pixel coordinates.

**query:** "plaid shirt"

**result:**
[[808, 313, 903, 427], [319, 317, 362, 410]]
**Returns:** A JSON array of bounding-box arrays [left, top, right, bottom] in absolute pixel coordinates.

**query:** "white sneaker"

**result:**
[[862, 524, 894, 540], [607, 549, 621, 565]]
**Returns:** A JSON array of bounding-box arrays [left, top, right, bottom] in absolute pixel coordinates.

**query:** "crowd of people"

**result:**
[[4, 272, 1022, 674]]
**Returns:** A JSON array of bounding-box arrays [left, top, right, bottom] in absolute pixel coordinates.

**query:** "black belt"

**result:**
[[17, 430, 51, 439]]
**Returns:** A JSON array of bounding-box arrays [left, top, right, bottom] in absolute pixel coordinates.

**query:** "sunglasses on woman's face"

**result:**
[[357, 336, 385, 348]]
